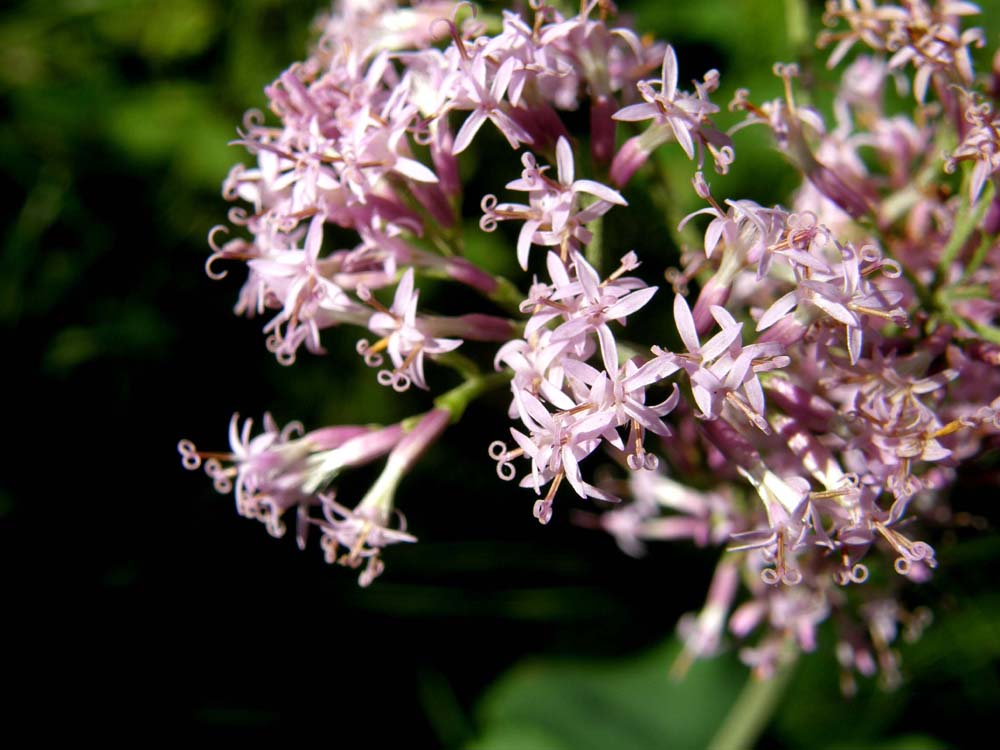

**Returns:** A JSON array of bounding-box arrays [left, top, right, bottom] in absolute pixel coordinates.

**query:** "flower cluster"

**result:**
[[181, 0, 999, 688]]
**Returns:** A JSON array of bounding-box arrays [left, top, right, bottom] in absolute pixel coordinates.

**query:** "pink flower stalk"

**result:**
[[180, 407, 452, 585], [314, 408, 450, 585], [178, 414, 402, 544]]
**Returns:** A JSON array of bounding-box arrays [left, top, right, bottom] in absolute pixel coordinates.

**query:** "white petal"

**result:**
[[572, 179, 627, 205], [612, 103, 659, 122], [662, 45, 678, 100], [394, 157, 439, 183], [556, 136, 574, 185], [674, 294, 700, 354]]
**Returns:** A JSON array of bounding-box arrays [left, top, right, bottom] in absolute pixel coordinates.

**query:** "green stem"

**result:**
[[433, 350, 482, 380], [937, 179, 994, 277], [586, 212, 605, 274], [783, 0, 810, 58], [434, 371, 512, 423], [963, 231, 996, 281], [650, 153, 701, 252], [706, 647, 798, 750], [487, 274, 530, 316]]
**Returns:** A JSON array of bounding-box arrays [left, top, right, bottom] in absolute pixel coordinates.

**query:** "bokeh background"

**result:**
[[4, 0, 999, 745]]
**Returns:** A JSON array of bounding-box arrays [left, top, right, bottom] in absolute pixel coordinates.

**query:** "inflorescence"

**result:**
[[180, 0, 1000, 689]]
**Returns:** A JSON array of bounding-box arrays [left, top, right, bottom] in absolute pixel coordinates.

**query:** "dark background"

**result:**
[[4, 0, 999, 745]]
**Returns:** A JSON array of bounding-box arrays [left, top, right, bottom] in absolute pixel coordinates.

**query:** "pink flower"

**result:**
[[452, 55, 533, 154], [359, 268, 463, 390], [480, 137, 626, 270]]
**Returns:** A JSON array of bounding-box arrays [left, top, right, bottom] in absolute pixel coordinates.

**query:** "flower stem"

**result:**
[[937, 178, 993, 277], [586, 212, 604, 273], [706, 647, 798, 750], [434, 371, 513, 422], [783, 0, 810, 59]]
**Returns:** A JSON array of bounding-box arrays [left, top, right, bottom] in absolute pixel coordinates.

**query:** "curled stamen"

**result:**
[[496, 461, 515, 481], [479, 193, 497, 232], [761, 567, 780, 585], [204, 458, 233, 494], [880, 259, 902, 278], [177, 439, 202, 470], [909, 541, 935, 563], [227, 207, 250, 226], [242, 108, 265, 131], [488, 440, 509, 460], [205, 254, 229, 281], [781, 567, 802, 585], [850, 563, 869, 583], [533, 471, 564, 525], [787, 211, 817, 231], [858, 244, 882, 263], [533, 498, 553, 524], [207, 225, 230, 254], [392, 372, 412, 392]]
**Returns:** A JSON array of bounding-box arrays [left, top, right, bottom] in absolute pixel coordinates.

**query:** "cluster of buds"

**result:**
[[180, 0, 999, 688]]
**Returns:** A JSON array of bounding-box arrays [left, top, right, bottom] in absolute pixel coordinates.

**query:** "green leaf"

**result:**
[[826, 735, 948, 750], [103, 82, 236, 186], [94, 0, 219, 62], [469, 640, 745, 750]]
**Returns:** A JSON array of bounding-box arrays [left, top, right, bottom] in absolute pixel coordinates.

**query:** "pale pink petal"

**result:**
[[612, 103, 659, 122], [757, 291, 798, 331], [668, 116, 696, 159], [490, 56, 516, 101], [606, 286, 658, 320], [700, 322, 743, 362], [597, 324, 619, 374], [674, 294, 700, 354], [394, 157, 439, 183], [662, 45, 678, 100], [517, 219, 541, 270], [572, 179, 627, 205], [452, 109, 488, 155], [556, 136, 574, 185], [811, 296, 859, 327]]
